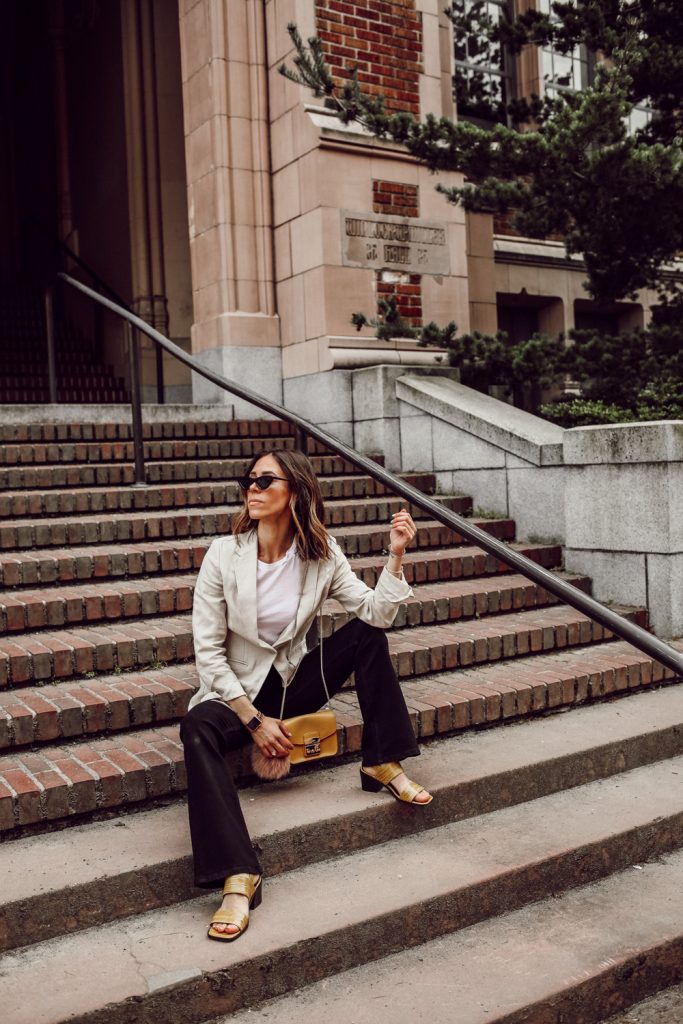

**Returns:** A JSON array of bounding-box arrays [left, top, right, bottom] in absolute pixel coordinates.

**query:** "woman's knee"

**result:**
[[180, 701, 237, 750], [349, 618, 389, 649]]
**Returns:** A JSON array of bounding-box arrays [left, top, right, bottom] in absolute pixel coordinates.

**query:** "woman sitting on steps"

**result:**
[[180, 447, 432, 942]]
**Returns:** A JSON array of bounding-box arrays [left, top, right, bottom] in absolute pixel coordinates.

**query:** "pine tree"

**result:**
[[280, 2, 683, 307]]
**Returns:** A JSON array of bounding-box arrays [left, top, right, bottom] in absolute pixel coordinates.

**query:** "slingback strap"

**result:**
[[366, 762, 403, 787], [222, 873, 261, 899]]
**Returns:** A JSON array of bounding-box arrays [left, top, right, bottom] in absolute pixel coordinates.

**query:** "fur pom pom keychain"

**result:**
[[250, 745, 291, 780]]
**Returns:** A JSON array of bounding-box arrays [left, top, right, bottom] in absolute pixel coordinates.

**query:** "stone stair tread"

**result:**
[[2, 683, 681, 936], [222, 847, 683, 1024], [1, 754, 682, 1024]]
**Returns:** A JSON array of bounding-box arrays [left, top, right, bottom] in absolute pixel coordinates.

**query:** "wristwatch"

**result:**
[[245, 710, 264, 732]]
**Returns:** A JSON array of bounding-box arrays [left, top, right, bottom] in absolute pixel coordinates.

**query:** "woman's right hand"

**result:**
[[252, 716, 294, 759]]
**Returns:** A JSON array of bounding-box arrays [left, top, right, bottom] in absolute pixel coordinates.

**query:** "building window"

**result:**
[[537, 0, 591, 96], [625, 103, 652, 135], [453, 0, 514, 127]]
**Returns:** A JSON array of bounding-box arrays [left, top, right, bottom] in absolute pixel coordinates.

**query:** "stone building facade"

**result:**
[[0, 0, 654, 414]]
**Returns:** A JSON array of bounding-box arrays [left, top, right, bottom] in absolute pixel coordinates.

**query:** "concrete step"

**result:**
[[0, 602, 645, 688], [219, 847, 683, 1024], [0, 470, 438, 517], [3, 683, 681, 953], [605, 982, 683, 1024], [0, 452, 385, 490], [0, 638, 677, 837], [0, 564, 578, 634], [0, 494, 474, 547], [0, 418, 296, 444], [0, 517, 523, 584], [1, 749, 681, 1024]]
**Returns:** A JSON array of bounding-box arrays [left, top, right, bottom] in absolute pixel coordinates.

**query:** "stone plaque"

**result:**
[[341, 210, 451, 275]]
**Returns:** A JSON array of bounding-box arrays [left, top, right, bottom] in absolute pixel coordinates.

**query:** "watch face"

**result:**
[[248, 716, 262, 731]]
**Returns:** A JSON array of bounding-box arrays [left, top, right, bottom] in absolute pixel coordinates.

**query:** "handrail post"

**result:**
[[44, 286, 58, 404], [126, 322, 146, 486], [155, 345, 164, 404]]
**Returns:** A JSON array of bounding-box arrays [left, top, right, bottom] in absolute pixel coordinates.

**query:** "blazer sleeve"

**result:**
[[192, 539, 247, 702], [327, 540, 413, 628]]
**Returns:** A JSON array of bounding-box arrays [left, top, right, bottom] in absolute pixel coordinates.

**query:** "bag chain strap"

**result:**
[[279, 559, 332, 720]]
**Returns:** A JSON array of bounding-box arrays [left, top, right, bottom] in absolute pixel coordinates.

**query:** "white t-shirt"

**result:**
[[256, 539, 300, 645]]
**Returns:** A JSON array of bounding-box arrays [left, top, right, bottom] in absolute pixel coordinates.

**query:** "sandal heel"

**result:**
[[250, 882, 263, 911], [360, 768, 383, 792]]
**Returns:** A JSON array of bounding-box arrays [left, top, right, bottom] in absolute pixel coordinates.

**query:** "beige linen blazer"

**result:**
[[189, 530, 413, 710]]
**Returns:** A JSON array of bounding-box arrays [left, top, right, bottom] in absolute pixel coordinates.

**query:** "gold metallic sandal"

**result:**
[[207, 873, 262, 942], [360, 762, 433, 805]]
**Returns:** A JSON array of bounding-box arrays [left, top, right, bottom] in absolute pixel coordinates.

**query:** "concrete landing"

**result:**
[[222, 849, 683, 1024], [1, 754, 681, 1024]]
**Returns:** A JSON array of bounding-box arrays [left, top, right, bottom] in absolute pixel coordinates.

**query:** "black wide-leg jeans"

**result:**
[[179, 617, 419, 889]]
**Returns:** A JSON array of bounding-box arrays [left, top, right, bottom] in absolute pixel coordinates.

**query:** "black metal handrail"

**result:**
[[58, 271, 683, 677], [31, 221, 165, 403]]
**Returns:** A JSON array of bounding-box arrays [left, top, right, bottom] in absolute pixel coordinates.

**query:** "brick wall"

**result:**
[[372, 179, 419, 217], [373, 179, 422, 327], [315, 0, 423, 116]]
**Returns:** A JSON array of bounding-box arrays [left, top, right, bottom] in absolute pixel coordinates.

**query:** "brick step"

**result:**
[[346, 537, 553, 587], [0, 418, 296, 444], [0, 435, 356, 465], [0, 435, 291, 465], [0, 470, 437, 517], [1, 374, 124, 388], [0, 636, 673, 758], [0, 682, 680, 947], [0, 522, 535, 587], [0, 353, 113, 368], [1, 752, 681, 1023], [0, 494, 473, 547], [0, 452, 388, 490], [0, 540, 561, 634], [0, 565, 586, 652], [1, 389, 129, 404], [0, 603, 647, 689]]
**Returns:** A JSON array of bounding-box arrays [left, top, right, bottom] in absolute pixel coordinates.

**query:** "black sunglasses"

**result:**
[[237, 474, 289, 492]]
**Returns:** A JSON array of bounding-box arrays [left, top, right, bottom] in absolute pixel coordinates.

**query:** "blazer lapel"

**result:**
[[232, 532, 269, 647]]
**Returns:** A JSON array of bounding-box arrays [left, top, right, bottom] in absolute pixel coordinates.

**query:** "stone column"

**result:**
[[121, 0, 169, 336], [178, 0, 281, 414]]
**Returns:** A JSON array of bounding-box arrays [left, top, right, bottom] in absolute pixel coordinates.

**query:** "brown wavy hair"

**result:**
[[231, 448, 331, 561]]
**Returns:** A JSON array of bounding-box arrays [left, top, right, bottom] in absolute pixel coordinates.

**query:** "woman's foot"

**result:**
[[207, 873, 262, 941], [362, 763, 432, 804], [212, 892, 248, 936]]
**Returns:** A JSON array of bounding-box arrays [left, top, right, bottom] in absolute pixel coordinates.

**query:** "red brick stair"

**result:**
[[0, 414, 678, 844]]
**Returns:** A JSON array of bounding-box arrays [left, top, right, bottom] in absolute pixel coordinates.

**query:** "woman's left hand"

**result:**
[[389, 508, 417, 555]]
